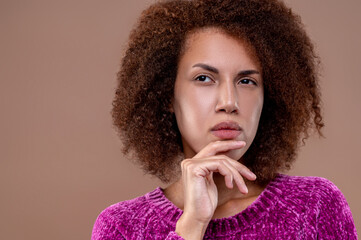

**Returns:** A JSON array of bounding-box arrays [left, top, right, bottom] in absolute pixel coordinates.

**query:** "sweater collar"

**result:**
[[146, 173, 286, 237]]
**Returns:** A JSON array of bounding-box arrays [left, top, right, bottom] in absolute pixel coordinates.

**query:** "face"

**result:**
[[173, 28, 264, 160]]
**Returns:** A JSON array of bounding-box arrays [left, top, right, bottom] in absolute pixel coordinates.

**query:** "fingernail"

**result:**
[[249, 172, 257, 179], [235, 141, 246, 146]]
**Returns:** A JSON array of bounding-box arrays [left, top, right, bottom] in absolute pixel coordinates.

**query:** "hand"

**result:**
[[175, 140, 256, 239]]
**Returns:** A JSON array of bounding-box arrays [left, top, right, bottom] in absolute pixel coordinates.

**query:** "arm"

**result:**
[[166, 232, 185, 240], [316, 180, 358, 239], [91, 212, 125, 240]]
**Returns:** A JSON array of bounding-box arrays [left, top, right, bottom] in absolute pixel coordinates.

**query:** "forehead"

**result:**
[[179, 27, 262, 72]]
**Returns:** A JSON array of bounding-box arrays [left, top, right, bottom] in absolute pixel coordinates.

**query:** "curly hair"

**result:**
[[112, 0, 324, 185]]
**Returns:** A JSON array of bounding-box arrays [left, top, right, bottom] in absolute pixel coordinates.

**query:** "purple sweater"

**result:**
[[92, 174, 357, 239]]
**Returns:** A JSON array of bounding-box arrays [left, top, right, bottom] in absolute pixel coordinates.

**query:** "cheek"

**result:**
[[237, 89, 262, 122], [174, 89, 214, 134], [245, 96, 264, 136]]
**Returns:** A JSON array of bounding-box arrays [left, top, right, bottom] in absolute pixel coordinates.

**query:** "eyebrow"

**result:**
[[192, 63, 219, 74], [192, 63, 260, 76]]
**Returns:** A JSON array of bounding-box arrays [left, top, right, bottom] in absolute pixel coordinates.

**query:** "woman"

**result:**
[[92, 0, 357, 239]]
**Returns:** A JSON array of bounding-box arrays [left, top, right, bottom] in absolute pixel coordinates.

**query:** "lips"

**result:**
[[211, 121, 242, 139]]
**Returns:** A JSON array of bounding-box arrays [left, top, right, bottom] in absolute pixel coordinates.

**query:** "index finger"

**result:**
[[194, 140, 246, 158]]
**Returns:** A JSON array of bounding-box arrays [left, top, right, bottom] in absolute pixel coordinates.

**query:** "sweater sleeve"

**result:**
[[91, 205, 185, 240], [166, 231, 185, 239], [91, 210, 125, 240], [91, 213, 184, 240], [316, 179, 358, 239]]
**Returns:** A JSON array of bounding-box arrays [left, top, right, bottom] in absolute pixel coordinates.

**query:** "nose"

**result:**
[[215, 81, 239, 114]]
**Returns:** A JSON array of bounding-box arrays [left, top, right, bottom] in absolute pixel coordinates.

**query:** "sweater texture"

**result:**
[[92, 174, 357, 239]]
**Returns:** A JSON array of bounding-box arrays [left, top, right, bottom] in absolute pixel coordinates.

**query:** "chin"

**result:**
[[222, 148, 245, 161]]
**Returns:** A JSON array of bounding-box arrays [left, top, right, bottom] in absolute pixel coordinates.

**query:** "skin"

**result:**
[[164, 28, 265, 239]]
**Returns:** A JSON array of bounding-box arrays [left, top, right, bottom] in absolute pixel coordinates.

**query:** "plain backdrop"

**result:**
[[0, 0, 360, 239]]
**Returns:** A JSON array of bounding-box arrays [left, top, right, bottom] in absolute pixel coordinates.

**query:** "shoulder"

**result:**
[[91, 188, 161, 240], [98, 191, 152, 220], [268, 174, 349, 215], [272, 174, 357, 238], [97, 193, 149, 223], [273, 174, 342, 199]]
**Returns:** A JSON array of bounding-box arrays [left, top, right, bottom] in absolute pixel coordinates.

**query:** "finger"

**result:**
[[183, 159, 235, 189], [205, 155, 256, 181], [207, 155, 256, 194], [220, 159, 248, 193], [227, 159, 257, 181], [198, 158, 249, 194], [194, 140, 246, 158]]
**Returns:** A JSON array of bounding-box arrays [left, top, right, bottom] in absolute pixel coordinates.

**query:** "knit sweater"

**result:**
[[92, 174, 357, 239]]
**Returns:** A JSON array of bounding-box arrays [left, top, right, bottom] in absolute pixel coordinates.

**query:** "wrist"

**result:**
[[175, 214, 209, 240]]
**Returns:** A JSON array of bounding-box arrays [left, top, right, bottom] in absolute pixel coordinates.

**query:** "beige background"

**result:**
[[0, 0, 360, 239]]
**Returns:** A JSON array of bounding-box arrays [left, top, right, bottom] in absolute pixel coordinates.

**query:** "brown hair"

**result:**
[[112, 0, 324, 185]]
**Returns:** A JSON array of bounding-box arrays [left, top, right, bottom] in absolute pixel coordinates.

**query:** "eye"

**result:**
[[239, 78, 257, 85], [195, 75, 213, 83]]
